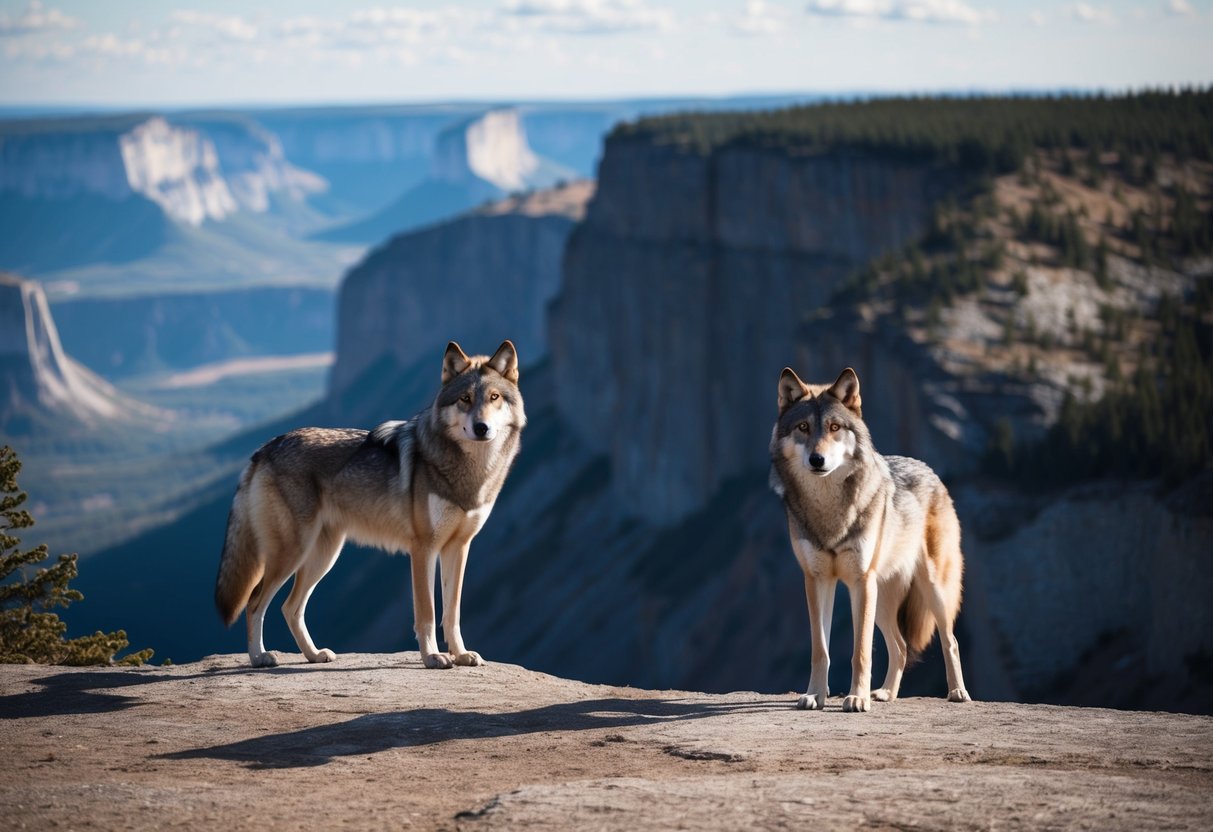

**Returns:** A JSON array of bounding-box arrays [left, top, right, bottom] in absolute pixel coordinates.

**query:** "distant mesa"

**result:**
[[0, 115, 328, 273], [0, 273, 163, 436], [1, 115, 326, 227], [314, 108, 575, 245]]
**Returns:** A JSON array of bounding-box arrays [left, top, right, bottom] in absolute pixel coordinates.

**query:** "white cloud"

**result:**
[[732, 1, 793, 35], [500, 0, 675, 34], [1028, 9, 1047, 26], [170, 11, 258, 42], [1166, 0, 1194, 15], [271, 6, 486, 62], [1069, 3, 1117, 24], [2, 36, 73, 61], [805, 0, 994, 25], [0, 1, 80, 37], [79, 34, 185, 65]]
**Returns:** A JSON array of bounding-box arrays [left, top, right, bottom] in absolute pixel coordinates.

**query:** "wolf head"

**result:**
[[773, 367, 868, 478], [435, 340, 527, 443]]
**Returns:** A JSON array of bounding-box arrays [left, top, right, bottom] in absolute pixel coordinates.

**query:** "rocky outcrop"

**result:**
[[117, 117, 237, 225], [330, 181, 592, 392], [178, 116, 326, 214], [4, 656, 1209, 832], [316, 108, 575, 244], [430, 109, 540, 192], [552, 138, 947, 523], [0, 115, 324, 227], [0, 273, 159, 434]]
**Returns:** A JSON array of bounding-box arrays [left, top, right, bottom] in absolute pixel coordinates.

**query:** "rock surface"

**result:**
[[1, 654, 1209, 831], [1, 115, 322, 226], [0, 273, 160, 434], [330, 181, 592, 392], [552, 140, 948, 523], [317, 108, 575, 245]]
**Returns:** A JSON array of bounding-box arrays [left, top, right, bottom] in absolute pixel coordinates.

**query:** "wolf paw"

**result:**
[[309, 648, 337, 663], [796, 693, 827, 710], [842, 694, 871, 713], [947, 688, 972, 703], [423, 652, 454, 669], [872, 688, 895, 702], [249, 652, 278, 668], [452, 651, 484, 667]]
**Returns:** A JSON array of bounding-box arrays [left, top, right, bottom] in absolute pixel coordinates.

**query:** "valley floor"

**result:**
[[2, 654, 1211, 830]]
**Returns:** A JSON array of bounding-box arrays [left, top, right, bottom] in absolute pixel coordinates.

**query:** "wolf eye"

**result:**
[[797, 422, 809, 433], [460, 394, 471, 404], [830, 423, 841, 433], [490, 392, 500, 401]]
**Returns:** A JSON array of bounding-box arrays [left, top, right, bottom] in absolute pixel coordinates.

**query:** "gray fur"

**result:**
[[770, 393, 887, 552], [214, 342, 526, 668], [769, 367, 971, 709]]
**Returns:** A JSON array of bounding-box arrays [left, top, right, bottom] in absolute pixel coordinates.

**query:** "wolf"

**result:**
[[214, 340, 525, 669], [770, 366, 971, 712]]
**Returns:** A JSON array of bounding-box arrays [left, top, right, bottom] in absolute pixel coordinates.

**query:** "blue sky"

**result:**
[[0, 1, 1209, 107]]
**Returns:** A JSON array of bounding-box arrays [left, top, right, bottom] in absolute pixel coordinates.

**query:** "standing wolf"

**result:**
[[215, 340, 525, 669], [770, 366, 970, 712]]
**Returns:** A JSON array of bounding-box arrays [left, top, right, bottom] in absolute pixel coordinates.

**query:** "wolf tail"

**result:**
[[214, 464, 264, 627], [899, 486, 964, 660]]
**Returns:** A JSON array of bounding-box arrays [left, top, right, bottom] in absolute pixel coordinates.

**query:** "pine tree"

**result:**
[[0, 446, 152, 666]]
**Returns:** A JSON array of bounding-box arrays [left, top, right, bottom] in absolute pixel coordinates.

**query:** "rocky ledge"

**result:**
[[2, 653, 1210, 830]]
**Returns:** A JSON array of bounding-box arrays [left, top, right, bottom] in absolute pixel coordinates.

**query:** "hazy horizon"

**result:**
[[1, 1, 1210, 109]]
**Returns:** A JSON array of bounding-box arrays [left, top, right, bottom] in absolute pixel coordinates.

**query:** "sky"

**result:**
[[0, 0, 1210, 108]]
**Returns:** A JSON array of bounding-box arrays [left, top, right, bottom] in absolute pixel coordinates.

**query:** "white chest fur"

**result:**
[[427, 493, 494, 543], [791, 535, 874, 582]]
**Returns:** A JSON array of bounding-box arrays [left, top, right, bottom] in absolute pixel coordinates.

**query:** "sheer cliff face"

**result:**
[[189, 120, 326, 214], [1, 117, 324, 227], [117, 118, 238, 226], [551, 138, 943, 523], [430, 109, 540, 192], [0, 274, 157, 433], [330, 182, 593, 393]]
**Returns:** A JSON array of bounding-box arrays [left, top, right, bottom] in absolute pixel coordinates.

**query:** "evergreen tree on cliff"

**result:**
[[0, 446, 152, 665]]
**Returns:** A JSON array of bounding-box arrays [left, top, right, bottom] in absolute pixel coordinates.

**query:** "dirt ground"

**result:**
[[2, 652, 1211, 830]]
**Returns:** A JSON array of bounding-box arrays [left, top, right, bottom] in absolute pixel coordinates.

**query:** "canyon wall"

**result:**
[[317, 108, 576, 244], [1, 116, 323, 227], [330, 181, 592, 393], [551, 137, 947, 523]]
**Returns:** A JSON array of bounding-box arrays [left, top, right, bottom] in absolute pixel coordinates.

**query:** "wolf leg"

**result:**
[[412, 550, 452, 669], [440, 540, 482, 667], [873, 589, 907, 702], [924, 575, 971, 702], [796, 574, 835, 710], [282, 527, 345, 663], [246, 571, 292, 668], [843, 573, 877, 713]]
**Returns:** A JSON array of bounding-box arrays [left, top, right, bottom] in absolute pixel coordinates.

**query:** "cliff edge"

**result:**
[[1, 653, 1209, 830]]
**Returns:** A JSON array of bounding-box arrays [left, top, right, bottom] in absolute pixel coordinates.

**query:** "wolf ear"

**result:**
[[486, 340, 519, 383], [826, 367, 862, 415], [778, 367, 810, 414], [442, 341, 471, 384]]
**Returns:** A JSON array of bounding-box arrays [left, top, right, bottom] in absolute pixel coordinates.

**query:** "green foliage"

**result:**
[[615, 89, 1213, 173], [1094, 235, 1111, 289], [0, 446, 152, 666], [987, 310, 1213, 488], [1024, 204, 1092, 269], [1172, 186, 1213, 256]]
